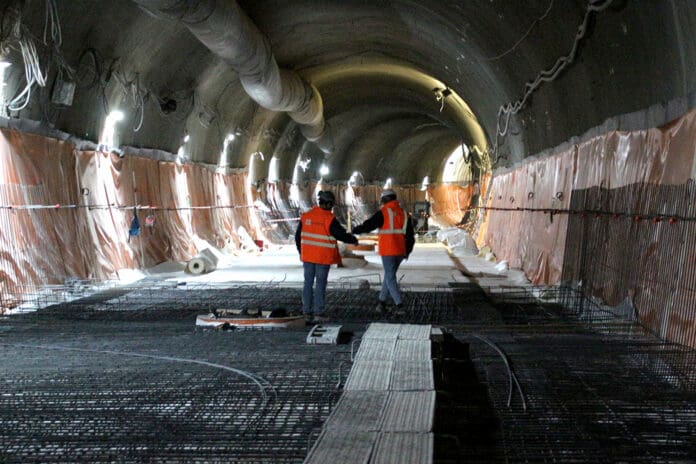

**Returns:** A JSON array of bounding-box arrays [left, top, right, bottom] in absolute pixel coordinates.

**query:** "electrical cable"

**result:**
[[471, 333, 527, 411], [75, 48, 102, 90], [468, 204, 695, 223], [494, 0, 614, 162], [485, 0, 555, 61], [4, 342, 277, 432], [4, 0, 70, 113], [43, 0, 61, 47]]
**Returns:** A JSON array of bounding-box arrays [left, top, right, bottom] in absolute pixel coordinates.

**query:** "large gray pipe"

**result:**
[[134, 0, 332, 152]]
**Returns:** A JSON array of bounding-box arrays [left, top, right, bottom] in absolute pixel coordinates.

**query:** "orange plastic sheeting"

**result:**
[[1, 128, 254, 309], [574, 111, 696, 189], [426, 183, 476, 226], [480, 108, 696, 285], [304, 182, 426, 222], [261, 180, 479, 229], [482, 153, 572, 284], [335, 184, 425, 210], [0, 130, 89, 291]]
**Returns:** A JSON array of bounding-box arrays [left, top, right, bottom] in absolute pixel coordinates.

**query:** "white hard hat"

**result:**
[[380, 189, 396, 199]]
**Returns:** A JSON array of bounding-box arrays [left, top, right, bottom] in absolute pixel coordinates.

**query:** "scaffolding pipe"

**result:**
[[133, 0, 333, 152]]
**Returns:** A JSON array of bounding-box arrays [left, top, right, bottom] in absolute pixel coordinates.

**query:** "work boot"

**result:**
[[393, 303, 406, 316], [304, 313, 315, 324]]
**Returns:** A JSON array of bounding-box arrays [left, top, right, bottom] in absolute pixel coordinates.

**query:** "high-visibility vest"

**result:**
[[300, 206, 340, 265], [378, 200, 407, 256]]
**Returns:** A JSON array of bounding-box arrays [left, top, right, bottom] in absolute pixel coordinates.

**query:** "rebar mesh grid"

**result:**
[[0, 320, 350, 463], [458, 331, 696, 463], [32, 281, 475, 325], [443, 283, 696, 463], [4, 281, 696, 462]]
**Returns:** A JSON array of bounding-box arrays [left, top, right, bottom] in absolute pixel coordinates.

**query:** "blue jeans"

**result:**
[[303, 262, 330, 314], [380, 256, 404, 305]]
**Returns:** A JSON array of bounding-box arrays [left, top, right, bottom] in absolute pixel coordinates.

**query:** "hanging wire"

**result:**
[[43, 0, 61, 47], [493, 0, 614, 162], [3, 0, 72, 113], [110, 62, 146, 132], [484, 0, 555, 61]]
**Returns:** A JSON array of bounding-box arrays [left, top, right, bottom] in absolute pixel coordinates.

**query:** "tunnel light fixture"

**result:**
[[384, 178, 393, 189], [248, 152, 265, 187], [319, 164, 329, 176], [107, 110, 124, 123], [176, 145, 186, 164], [298, 157, 311, 172], [349, 171, 364, 187], [183, 134, 190, 143], [99, 110, 125, 150], [220, 133, 236, 164], [0, 57, 9, 117], [268, 156, 279, 183], [421, 176, 430, 191]]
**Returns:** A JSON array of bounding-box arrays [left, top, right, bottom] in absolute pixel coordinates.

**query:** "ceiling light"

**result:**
[[183, 134, 190, 143], [319, 164, 329, 176], [99, 110, 125, 148], [107, 110, 124, 122], [0, 48, 10, 69], [0, 55, 9, 117]]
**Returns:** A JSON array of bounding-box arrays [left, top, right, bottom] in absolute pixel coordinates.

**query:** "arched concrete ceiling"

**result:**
[[4, 0, 695, 185]]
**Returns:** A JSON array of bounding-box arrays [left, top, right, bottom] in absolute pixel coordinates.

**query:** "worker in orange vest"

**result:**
[[295, 190, 357, 322], [352, 189, 415, 313]]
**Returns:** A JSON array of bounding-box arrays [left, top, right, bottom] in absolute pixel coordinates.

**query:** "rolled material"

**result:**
[[198, 248, 219, 271], [186, 248, 219, 274], [187, 257, 208, 274]]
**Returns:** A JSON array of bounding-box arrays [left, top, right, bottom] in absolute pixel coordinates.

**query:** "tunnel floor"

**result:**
[[1, 283, 695, 463]]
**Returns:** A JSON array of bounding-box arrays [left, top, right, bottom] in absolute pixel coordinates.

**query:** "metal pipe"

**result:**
[[134, 0, 332, 152]]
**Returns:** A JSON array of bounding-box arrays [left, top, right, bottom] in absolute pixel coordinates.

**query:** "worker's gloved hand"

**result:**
[[350, 235, 359, 244]]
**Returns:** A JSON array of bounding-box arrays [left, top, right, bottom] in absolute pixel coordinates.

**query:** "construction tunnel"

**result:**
[[0, 0, 695, 462]]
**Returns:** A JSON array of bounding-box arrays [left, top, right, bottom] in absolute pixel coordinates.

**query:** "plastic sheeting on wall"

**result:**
[[253, 180, 480, 240], [480, 108, 696, 286], [426, 183, 477, 227], [0, 128, 256, 311], [478, 108, 696, 348]]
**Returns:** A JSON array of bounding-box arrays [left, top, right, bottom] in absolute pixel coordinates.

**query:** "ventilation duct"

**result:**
[[134, 0, 333, 152]]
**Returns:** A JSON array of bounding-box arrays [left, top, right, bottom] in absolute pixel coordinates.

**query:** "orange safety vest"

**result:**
[[300, 206, 340, 265], [378, 200, 407, 256]]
